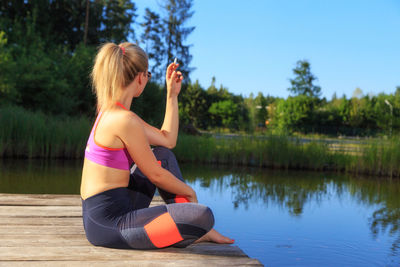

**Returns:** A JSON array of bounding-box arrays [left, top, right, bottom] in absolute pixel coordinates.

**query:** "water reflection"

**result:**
[[0, 158, 82, 194], [184, 165, 335, 215], [371, 207, 400, 254], [348, 177, 400, 255], [182, 164, 400, 255], [0, 159, 399, 262]]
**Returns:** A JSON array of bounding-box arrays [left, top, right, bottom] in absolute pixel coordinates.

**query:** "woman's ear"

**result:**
[[137, 73, 142, 85]]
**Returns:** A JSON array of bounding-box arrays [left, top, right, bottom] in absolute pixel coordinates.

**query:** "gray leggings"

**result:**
[[81, 147, 215, 249]]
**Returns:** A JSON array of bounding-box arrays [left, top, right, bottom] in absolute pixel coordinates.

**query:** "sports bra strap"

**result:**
[[116, 102, 128, 110]]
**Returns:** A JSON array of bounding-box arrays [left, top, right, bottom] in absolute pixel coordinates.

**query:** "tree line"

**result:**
[[0, 1, 398, 136], [0, 0, 195, 116]]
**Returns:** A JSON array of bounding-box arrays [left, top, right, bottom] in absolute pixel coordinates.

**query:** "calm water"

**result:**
[[1, 159, 399, 266]]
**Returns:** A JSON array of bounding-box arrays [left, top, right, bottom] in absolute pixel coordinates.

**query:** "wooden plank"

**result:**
[[0, 236, 248, 258], [0, 258, 262, 266], [0, 244, 249, 261], [0, 193, 164, 206], [0, 235, 89, 247], [0, 217, 83, 226], [0, 225, 84, 235], [164, 243, 249, 257], [0, 240, 259, 263], [0, 206, 82, 217], [0, 198, 167, 217], [0, 193, 80, 206], [0, 194, 263, 266], [0, 205, 165, 218]]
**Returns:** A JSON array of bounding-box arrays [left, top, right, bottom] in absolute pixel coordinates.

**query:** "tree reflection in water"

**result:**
[[349, 177, 400, 254], [183, 165, 338, 215], [0, 160, 399, 256], [182, 164, 400, 253], [370, 207, 400, 253]]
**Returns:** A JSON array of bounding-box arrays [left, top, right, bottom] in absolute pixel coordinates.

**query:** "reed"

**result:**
[[174, 134, 400, 177], [1, 105, 399, 177], [175, 134, 335, 170], [359, 137, 400, 177], [0, 105, 91, 158]]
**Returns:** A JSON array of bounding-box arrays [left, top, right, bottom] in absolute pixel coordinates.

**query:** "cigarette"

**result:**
[[174, 58, 177, 64]]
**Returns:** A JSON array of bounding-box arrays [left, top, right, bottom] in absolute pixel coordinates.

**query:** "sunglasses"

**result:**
[[147, 71, 152, 79]]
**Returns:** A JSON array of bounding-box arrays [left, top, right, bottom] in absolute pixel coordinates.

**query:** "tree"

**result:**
[[161, 0, 195, 80], [0, 1, 137, 51], [352, 87, 363, 99], [331, 92, 337, 101], [0, 1, 140, 115], [102, 0, 138, 44], [255, 92, 268, 126], [83, 0, 90, 45], [131, 82, 165, 126], [288, 60, 321, 98], [206, 79, 232, 103], [348, 97, 364, 129], [0, 1, 98, 51], [244, 93, 256, 132], [273, 95, 316, 133], [208, 100, 239, 129], [207, 77, 218, 93], [232, 94, 251, 132], [179, 80, 208, 129], [141, 8, 166, 83], [64, 43, 97, 115], [0, 31, 17, 104], [373, 94, 394, 134], [395, 86, 400, 97]]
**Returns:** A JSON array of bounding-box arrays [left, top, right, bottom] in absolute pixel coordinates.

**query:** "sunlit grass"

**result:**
[[174, 134, 400, 177], [1, 105, 399, 177], [359, 137, 400, 177], [0, 105, 91, 158]]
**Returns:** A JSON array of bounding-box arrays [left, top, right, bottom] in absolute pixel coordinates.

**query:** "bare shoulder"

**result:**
[[113, 110, 143, 132]]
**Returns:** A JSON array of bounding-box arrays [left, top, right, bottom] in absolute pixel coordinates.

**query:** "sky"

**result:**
[[134, 0, 400, 100]]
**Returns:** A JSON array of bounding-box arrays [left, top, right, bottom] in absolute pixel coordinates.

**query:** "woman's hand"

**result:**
[[186, 188, 198, 203], [166, 62, 183, 97]]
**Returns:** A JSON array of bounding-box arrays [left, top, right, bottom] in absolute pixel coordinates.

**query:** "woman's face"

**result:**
[[135, 70, 151, 97]]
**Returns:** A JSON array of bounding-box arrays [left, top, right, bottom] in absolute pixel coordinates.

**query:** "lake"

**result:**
[[1, 159, 399, 266]]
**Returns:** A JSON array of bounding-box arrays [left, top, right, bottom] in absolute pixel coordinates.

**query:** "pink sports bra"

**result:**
[[84, 103, 133, 170]]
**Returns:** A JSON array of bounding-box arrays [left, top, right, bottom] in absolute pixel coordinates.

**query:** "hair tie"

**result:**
[[119, 45, 125, 55]]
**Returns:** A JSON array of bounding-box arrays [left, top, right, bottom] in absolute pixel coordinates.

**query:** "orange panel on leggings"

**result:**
[[144, 212, 183, 248], [175, 195, 189, 203]]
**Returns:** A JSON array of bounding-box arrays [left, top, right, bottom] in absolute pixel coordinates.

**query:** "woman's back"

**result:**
[[80, 108, 132, 200]]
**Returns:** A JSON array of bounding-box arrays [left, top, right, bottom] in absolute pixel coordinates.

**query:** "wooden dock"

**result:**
[[0, 193, 262, 266]]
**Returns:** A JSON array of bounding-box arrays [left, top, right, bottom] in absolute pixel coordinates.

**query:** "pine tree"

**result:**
[[141, 8, 166, 83], [161, 0, 195, 81], [0, 1, 138, 50], [102, 0, 138, 44], [288, 60, 321, 98]]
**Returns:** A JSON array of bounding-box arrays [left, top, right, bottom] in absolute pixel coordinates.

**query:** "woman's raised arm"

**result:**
[[137, 62, 183, 148], [117, 112, 197, 202]]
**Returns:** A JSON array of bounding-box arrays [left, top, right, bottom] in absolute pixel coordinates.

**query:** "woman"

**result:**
[[80, 42, 234, 249]]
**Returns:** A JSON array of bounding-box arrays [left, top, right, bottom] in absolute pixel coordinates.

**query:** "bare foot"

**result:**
[[194, 229, 235, 244]]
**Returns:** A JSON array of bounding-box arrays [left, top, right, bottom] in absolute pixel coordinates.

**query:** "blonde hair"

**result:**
[[91, 42, 148, 112]]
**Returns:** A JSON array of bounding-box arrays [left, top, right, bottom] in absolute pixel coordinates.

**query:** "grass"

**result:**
[[1, 105, 399, 178], [174, 134, 345, 170], [358, 138, 400, 177], [174, 134, 400, 178], [0, 105, 91, 158]]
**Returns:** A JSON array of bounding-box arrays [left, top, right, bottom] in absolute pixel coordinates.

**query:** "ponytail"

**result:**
[[91, 42, 148, 112]]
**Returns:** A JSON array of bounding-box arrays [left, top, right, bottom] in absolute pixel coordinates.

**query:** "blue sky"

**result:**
[[134, 0, 400, 100]]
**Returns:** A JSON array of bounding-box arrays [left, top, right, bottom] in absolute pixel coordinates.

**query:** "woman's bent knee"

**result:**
[[166, 203, 215, 232], [203, 206, 215, 232]]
